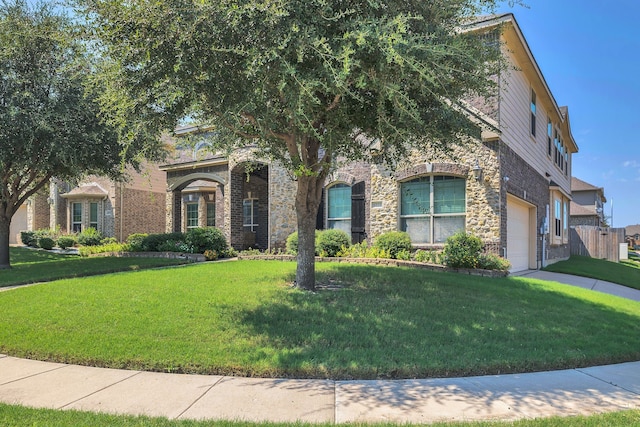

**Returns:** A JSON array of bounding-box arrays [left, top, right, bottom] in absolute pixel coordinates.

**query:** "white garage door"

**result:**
[[10, 204, 28, 245], [507, 196, 531, 272]]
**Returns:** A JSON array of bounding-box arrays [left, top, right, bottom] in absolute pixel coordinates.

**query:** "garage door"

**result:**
[[507, 196, 531, 272]]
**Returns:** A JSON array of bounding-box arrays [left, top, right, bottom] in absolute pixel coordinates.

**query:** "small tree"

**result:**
[[0, 1, 163, 269]]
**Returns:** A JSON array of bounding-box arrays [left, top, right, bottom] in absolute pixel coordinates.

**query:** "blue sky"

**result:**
[[497, 0, 640, 228]]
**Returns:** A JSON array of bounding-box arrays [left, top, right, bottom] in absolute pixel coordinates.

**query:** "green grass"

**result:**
[[0, 247, 190, 288], [1, 260, 638, 379], [543, 255, 640, 290], [0, 404, 638, 427]]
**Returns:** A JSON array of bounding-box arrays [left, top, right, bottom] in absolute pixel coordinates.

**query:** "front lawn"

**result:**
[[0, 403, 638, 427], [543, 255, 640, 291], [0, 247, 190, 288], [1, 260, 638, 379]]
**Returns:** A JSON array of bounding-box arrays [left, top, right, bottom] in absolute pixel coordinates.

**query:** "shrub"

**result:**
[[337, 241, 391, 259], [285, 230, 321, 256], [477, 253, 511, 271], [101, 237, 118, 245], [140, 232, 185, 252], [20, 231, 35, 247], [126, 233, 148, 252], [203, 249, 218, 261], [373, 231, 412, 259], [315, 229, 351, 257], [185, 227, 228, 254], [157, 240, 189, 252], [396, 249, 411, 261], [57, 236, 76, 250], [77, 227, 103, 246], [442, 231, 483, 269], [37, 236, 55, 250], [78, 242, 129, 257]]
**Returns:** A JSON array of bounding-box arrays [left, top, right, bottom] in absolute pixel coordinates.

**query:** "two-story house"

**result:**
[[569, 177, 607, 227], [161, 13, 578, 272]]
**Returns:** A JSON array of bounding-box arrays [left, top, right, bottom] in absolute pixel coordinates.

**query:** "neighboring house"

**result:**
[[569, 177, 607, 227], [25, 164, 167, 241], [161, 13, 577, 272], [626, 225, 640, 249]]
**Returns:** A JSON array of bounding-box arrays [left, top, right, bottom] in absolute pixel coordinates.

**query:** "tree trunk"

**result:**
[[295, 174, 324, 291], [0, 215, 11, 270]]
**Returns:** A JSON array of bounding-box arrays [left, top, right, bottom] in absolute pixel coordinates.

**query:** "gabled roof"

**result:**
[[571, 177, 606, 202], [625, 224, 640, 236], [61, 184, 108, 199], [570, 201, 597, 217]]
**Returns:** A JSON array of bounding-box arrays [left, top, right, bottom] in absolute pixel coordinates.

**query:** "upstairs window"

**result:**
[[547, 119, 553, 156], [530, 89, 537, 137]]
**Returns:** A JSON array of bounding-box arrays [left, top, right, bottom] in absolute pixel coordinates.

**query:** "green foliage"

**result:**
[[203, 249, 218, 261], [156, 239, 188, 253], [414, 249, 440, 264], [286, 230, 321, 256], [139, 232, 185, 252], [20, 231, 35, 247], [125, 233, 148, 252], [477, 253, 511, 271], [185, 227, 228, 254], [442, 231, 483, 269], [315, 229, 351, 257], [56, 236, 76, 250], [336, 241, 391, 259], [77, 228, 103, 247], [396, 249, 411, 261], [37, 237, 55, 250], [78, 242, 129, 257], [373, 231, 412, 259]]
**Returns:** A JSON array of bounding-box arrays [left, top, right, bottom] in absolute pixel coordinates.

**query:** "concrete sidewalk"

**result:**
[[1, 271, 639, 423], [0, 355, 638, 423], [513, 270, 640, 302]]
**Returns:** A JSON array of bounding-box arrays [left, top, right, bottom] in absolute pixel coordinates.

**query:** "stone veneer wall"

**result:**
[[27, 187, 50, 231], [268, 165, 298, 249], [569, 215, 600, 227], [367, 140, 502, 250]]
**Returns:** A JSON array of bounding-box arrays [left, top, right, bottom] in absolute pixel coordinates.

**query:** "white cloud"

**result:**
[[623, 160, 640, 168]]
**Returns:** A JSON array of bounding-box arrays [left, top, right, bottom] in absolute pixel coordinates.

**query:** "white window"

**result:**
[[72, 202, 82, 232], [89, 202, 99, 230], [327, 183, 351, 234], [243, 199, 258, 232], [400, 176, 466, 244], [186, 203, 199, 229], [206, 202, 216, 227], [530, 89, 537, 137]]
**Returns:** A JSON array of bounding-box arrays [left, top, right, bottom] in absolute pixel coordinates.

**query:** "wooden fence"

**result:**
[[570, 226, 626, 262]]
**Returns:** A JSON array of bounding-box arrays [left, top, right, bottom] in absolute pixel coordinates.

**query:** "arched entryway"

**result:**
[[230, 162, 269, 250]]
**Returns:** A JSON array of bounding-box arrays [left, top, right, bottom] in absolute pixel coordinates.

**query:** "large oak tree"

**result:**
[[78, 0, 503, 289], [0, 0, 162, 269]]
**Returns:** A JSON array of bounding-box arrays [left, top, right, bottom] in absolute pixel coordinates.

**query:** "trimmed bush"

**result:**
[[373, 231, 412, 259], [77, 228, 103, 246], [316, 229, 351, 257], [477, 253, 511, 271], [20, 231, 35, 247], [56, 236, 76, 250], [442, 231, 483, 269], [185, 227, 228, 254], [141, 232, 185, 252], [285, 230, 321, 256], [126, 233, 148, 252], [37, 236, 55, 250], [78, 242, 129, 257]]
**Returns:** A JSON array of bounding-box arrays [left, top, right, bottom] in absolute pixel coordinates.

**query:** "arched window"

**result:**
[[400, 176, 466, 244], [327, 183, 351, 234]]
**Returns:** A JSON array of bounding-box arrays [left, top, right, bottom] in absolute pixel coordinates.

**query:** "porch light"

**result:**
[[471, 160, 483, 182]]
